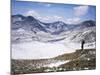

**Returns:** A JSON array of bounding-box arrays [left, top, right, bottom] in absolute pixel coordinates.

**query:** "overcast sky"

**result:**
[[12, 0, 96, 24]]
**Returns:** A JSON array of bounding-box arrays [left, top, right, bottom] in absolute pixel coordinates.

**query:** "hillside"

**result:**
[[11, 48, 96, 74], [11, 15, 96, 43]]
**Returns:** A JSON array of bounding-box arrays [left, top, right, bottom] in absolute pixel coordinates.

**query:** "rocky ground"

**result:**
[[11, 48, 96, 75]]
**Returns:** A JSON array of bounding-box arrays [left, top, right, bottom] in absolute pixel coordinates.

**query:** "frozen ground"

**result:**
[[12, 41, 79, 59], [12, 40, 95, 59]]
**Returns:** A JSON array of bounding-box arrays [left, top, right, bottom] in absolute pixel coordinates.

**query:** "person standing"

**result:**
[[81, 39, 85, 50]]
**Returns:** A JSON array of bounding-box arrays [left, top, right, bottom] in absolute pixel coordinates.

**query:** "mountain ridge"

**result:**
[[11, 14, 96, 34]]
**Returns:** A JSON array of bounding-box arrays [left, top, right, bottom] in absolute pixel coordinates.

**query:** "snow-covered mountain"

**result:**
[[11, 15, 96, 59], [11, 3, 96, 74], [11, 15, 96, 43], [12, 15, 70, 34]]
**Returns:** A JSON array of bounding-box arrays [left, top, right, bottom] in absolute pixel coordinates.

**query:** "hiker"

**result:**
[[81, 40, 85, 50]]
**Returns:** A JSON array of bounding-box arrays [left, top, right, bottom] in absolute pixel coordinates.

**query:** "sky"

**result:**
[[12, 0, 96, 24]]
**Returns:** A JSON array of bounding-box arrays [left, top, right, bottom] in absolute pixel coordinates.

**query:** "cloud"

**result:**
[[25, 10, 81, 24], [25, 10, 41, 19], [25, 10, 39, 17], [24, 10, 62, 22], [74, 6, 89, 17], [37, 2, 52, 7], [45, 4, 51, 7], [64, 18, 81, 24], [43, 15, 62, 22], [40, 16, 81, 24]]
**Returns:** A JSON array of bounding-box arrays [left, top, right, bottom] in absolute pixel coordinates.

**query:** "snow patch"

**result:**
[[12, 41, 76, 59], [44, 60, 70, 67]]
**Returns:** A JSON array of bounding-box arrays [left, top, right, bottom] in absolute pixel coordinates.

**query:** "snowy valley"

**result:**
[[11, 15, 96, 74]]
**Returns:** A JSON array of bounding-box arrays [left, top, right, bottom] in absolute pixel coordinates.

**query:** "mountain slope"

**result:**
[[11, 15, 96, 60], [11, 15, 96, 43]]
